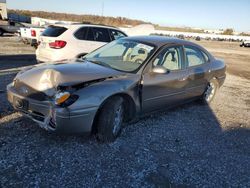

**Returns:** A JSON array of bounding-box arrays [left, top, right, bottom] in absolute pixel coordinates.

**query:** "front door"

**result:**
[[142, 45, 190, 113]]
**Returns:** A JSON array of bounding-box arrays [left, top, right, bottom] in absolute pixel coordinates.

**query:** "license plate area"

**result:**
[[13, 97, 29, 111]]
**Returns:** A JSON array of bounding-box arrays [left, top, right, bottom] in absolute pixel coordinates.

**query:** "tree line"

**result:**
[[8, 9, 149, 27]]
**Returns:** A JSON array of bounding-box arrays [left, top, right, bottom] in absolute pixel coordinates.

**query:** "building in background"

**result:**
[[0, 0, 7, 20]]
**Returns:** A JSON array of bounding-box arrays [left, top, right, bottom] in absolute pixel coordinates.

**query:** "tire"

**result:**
[[0, 29, 4, 36], [96, 96, 124, 142], [201, 79, 219, 104]]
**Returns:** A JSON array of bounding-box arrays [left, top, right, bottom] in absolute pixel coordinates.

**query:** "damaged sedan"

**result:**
[[7, 36, 226, 142]]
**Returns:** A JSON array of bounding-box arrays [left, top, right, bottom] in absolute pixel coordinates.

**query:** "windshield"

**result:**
[[84, 39, 155, 72]]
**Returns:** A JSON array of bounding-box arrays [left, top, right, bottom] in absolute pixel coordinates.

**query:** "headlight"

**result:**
[[55, 92, 70, 105], [12, 78, 17, 87], [55, 92, 79, 107]]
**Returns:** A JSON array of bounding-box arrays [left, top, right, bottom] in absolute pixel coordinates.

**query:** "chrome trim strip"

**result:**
[[144, 91, 185, 101]]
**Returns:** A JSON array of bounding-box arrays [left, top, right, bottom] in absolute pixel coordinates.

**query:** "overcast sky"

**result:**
[[6, 0, 250, 32]]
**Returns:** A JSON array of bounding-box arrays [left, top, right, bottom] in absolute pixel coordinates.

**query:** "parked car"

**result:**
[[0, 21, 26, 36], [177, 34, 185, 39], [7, 36, 226, 142], [20, 26, 45, 48], [240, 40, 250, 47], [195, 36, 201, 41], [36, 24, 128, 63]]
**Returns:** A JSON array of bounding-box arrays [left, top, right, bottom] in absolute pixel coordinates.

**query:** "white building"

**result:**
[[0, 0, 7, 20]]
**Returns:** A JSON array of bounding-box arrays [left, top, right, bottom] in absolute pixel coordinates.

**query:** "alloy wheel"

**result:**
[[112, 105, 123, 136], [205, 82, 216, 102]]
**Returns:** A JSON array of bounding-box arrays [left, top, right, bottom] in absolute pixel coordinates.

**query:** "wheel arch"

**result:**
[[91, 92, 137, 134]]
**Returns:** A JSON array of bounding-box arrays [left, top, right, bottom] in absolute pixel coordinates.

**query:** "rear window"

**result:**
[[41, 26, 67, 37]]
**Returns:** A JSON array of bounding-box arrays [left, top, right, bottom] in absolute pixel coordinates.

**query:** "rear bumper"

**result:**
[[30, 39, 38, 47], [21, 38, 32, 44], [36, 48, 72, 63], [7, 84, 98, 134]]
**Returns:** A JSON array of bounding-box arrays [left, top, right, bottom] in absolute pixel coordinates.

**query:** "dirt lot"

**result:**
[[0, 37, 250, 187], [194, 40, 250, 80]]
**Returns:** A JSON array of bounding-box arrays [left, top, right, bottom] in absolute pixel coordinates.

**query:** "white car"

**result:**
[[20, 26, 45, 47], [36, 24, 127, 63], [240, 40, 250, 47]]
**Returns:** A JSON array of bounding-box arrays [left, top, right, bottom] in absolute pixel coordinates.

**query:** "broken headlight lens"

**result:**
[[55, 92, 79, 107]]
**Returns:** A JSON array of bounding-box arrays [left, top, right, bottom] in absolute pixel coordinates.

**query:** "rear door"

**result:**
[[142, 45, 190, 113], [183, 45, 210, 98], [76, 27, 111, 54]]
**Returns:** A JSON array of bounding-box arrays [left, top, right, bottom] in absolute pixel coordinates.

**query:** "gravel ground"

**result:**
[[0, 37, 250, 187]]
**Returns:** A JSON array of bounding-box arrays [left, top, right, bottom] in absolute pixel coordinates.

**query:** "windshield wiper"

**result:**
[[86, 59, 112, 69]]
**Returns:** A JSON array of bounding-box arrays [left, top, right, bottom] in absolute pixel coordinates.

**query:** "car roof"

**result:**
[[124, 35, 200, 48], [50, 23, 120, 30]]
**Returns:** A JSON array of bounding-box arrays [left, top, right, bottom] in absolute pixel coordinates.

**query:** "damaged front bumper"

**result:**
[[7, 84, 98, 134]]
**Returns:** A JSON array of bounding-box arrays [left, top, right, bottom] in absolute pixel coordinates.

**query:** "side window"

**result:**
[[110, 29, 126, 40], [153, 46, 182, 71], [91, 27, 111, 42], [74, 27, 88, 40], [86, 27, 95, 41], [202, 51, 210, 63], [185, 46, 205, 67]]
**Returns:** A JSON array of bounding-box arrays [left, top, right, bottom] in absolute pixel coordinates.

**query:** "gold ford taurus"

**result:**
[[7, 36, 226, 142]]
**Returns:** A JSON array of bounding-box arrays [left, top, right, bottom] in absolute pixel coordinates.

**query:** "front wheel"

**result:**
[[201, 79, 219, 104], [96, 96, 124, 142]]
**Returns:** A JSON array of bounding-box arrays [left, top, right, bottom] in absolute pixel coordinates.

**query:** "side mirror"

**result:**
[[152, 65, 169, 74]]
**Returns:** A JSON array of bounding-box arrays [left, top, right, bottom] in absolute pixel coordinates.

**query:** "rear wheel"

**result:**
[[96, 96, 124, 142], [201, 79, 219, 104], [0, 29, 4, 36]]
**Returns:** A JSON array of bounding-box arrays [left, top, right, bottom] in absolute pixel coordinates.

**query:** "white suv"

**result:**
[[36, 24, 127, 63]]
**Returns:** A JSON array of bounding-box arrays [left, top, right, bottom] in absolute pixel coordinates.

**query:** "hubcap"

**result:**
[[205, 82, 216, 102], [112, 105, 123, 136]]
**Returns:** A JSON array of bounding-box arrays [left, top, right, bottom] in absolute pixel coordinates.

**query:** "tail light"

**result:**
[[49, 40, 67, 49], [31, 30, 36, 37]]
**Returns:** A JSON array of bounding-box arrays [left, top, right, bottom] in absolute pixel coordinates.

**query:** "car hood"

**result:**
[[15, 60, 126, 96]]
